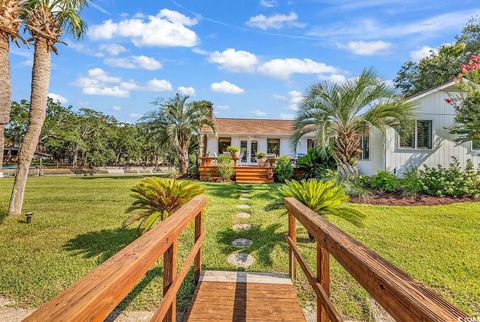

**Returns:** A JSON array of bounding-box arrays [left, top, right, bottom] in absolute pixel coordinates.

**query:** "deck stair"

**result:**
[[235, 166, 273, 183], [185, 271, 305, 321]]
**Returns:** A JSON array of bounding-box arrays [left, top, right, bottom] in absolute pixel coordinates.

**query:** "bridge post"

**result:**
[[288, 211, 297, 279], [194, 210, 203, 283], [163, 240, 178, 322], [317, 238, 331, 322]]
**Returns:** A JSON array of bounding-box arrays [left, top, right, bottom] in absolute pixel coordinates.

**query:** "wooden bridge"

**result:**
[[23, 196, 469, 322]]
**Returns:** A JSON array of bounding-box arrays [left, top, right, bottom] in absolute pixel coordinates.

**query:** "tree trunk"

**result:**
[[8, 39, 51, 215], [334, 128, 361, 179], [0, 35, 12, 173], [178, 149, 189, 175]]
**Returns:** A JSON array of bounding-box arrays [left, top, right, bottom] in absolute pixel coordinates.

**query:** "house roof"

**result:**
[[405, 80, 461, 102], [202, 118, 297, 136]]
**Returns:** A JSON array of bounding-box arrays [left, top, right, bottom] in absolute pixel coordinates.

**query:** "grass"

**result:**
[[0, 176, 479, 320]]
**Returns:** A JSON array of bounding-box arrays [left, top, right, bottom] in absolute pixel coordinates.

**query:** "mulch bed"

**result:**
[[350, 193, 478, 206]]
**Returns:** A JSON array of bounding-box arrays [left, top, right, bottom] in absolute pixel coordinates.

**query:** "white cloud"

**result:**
[[258, 58, 339, 79], [178, 86, 195, 96], [215, 105, 231, 110], [319, 73, 348, 83], [104, 55, 162, 70], [112, 105, 123, 111], [288, 90, 303, 110], [337, 40, 392, 55], [410, 46, 437, 61], [48, 93, 68, 104], [246, 12, 305, 30], [208, 48, 259, 72], [76, 68, 171, 97], [88, 9, 199, 47], [99, 44, 127, 56], [130, 113, 143, 118], [211, 81, 245, 94], [309, 10, 480, 40], [252, 109, 267, 117], [192, 47, 209, 55], [260, 0, 278, 7], [147, 78, 173, 92]]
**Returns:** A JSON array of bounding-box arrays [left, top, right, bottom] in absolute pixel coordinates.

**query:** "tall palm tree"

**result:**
[[0, 0, 26, 173], [292, 68, 414, 178], [142, 94, 215, 175], [8, 0, 87, 215]]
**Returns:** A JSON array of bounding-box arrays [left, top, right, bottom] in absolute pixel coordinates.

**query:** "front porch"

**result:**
[[199, 157, 274, 183]]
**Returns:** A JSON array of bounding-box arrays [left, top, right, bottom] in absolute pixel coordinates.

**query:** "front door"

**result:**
[[239, 139, 258, 165]]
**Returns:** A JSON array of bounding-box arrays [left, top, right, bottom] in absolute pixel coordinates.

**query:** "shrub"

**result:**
[[226, 145, 239, 153], [297, 147, 336, 179], [216, 154, 234, 180], [124, 177, 203, 233], [256, 152, 267, 158], [369, 170, 399, 193], [279, 179, 365, 226], [325, 170, 371, 200], [418, 157, 480, 197], [400, 168, 423, 198], [274, 156, 294, 182]]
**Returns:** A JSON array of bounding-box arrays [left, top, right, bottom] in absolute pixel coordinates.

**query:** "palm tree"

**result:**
[[8, 0, 87, 215], [0, 0, 26, 173], [292, 68, 414, 178], [124, 177, 204, 233], [142, 94, 215, 175]]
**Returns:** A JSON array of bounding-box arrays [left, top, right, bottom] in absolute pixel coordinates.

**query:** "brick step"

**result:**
[[236, 179, 274, 183]]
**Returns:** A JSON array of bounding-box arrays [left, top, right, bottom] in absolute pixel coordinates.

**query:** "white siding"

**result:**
[[385, 90, 480, 175], [358, 127, 385, 176]]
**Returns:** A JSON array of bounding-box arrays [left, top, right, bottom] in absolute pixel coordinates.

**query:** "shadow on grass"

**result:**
[[217, 223, 287, 267], [0, 208, 7, 224], [63, 227, 137, 263], [202, 183, 253, 199], [72, 174, 168, 180]]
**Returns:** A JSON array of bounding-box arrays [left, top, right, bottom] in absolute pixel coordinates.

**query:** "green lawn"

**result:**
[[0, 176, 479, 320]]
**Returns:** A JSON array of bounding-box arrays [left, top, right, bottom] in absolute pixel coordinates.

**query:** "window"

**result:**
[[359, 130, 369, 160], [250, 140, 258, 162], [399, 120, 432, 149], [267, 138, 280, 156], [307, 139, 316, 151], [218, 137, 231, 155], [473, 140, 480, 151]]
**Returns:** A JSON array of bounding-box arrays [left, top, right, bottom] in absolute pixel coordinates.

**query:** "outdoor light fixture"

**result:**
[[25, 212, 33, 224]]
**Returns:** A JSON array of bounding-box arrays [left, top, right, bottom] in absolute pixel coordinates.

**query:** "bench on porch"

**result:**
[[23, 196, 468, 322]]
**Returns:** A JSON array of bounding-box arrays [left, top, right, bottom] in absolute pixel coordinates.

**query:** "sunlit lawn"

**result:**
[[0, 176, 479, 320]]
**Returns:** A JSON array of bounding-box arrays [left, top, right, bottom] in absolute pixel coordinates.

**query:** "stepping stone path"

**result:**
[[240, 193, 250, 198], [239, 197, 249, 201], [232, 238, 253, 248], [233, 223, 251, 231], [237, 204, 250, 209], [227, 253, 255, 268], [236, 212, 251, 219]]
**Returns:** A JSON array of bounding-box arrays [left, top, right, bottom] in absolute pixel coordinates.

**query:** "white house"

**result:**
[[203, 81, 480, 175]]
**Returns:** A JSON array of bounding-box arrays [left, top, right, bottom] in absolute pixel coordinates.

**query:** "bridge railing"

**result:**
[[284, 197, 468, 322], [23, 195, 207, 322]]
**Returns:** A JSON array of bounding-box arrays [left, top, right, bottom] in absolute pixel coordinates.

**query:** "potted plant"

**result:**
[[201, 151, 216, 166], [256, 152, 267, 167], [227, 145, 240, 159]]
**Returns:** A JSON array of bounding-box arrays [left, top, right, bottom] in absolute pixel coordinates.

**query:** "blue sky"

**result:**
[[9, 0, 480, 121]]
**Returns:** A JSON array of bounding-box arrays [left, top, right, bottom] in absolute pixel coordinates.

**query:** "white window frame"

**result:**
[[359, 132, 370, 160], [398, 120, 433, 150], [472, 140, 480, 152]]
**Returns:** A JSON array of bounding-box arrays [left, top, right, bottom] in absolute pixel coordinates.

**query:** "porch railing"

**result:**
[[284, 197, 468, 322], [23, 195, 207, 322]]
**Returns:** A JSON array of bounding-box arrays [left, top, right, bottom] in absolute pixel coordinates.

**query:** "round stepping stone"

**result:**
[[227, 253, 255, 268], [236, 212, 251, 219], [240, 193, 250, 198], [233, 223, 252, 231], [232, 238, 253, 248], [237, 204, 250, 209], [239, 197, 249, 201]]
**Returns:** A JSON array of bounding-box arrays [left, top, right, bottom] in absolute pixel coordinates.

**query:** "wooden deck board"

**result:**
[[186, 271, 306, 322]]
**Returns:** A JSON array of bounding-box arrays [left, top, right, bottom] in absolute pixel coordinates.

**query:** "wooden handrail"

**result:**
[[285, 197, 468, 322], [23, 195, 207, 322]]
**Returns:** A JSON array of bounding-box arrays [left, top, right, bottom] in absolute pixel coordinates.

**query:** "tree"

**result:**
[[447, 54, 480, 144], [0, 0, 25, 172], [395, 17, 480, 96], [9, 0, 87, 215], [292, 68, 414, 178], [142, 94, 215, 175]]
